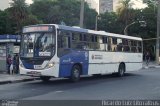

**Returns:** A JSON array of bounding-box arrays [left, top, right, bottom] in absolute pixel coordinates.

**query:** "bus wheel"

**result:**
[[40, 76, 51, 82], [70, 65, 81, 82], [118, 64, 125, 77]]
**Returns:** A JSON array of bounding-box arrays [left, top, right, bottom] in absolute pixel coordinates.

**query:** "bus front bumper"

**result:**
[[19, 65, 59, 77]]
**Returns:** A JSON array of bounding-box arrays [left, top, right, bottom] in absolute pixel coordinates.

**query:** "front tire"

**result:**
[[70, 65, 81, 82], [40, 76, 51, 82], [118, 64, 125, 77]]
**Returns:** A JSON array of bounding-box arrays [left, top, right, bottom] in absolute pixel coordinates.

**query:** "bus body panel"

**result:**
[[20, 57, 60, 77], [21, 60, 49, 69], [19, 64, 60, 77], [59, 50, 89, 77], [125, 62, 142, 72], [88, 51, 142, 75]]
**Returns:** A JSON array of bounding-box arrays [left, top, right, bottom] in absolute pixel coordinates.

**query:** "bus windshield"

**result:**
[[20, 33, 55, 58]]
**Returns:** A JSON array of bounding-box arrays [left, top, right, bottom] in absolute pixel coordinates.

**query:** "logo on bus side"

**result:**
[[92, 55, 103, 60], [62, 58, 71, 63]]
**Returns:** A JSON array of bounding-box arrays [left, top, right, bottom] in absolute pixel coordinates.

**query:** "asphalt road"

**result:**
[[0, 68, 160, 100]]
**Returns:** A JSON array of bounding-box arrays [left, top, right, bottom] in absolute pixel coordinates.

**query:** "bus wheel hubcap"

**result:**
[[120, 68, 124, 76], [74, 69, 79, 78]]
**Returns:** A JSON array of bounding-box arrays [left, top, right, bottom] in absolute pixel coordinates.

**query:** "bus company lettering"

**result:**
[[39, 52, 51, 56], [92, 55, 103, 60], [62, 58, 71, 63]]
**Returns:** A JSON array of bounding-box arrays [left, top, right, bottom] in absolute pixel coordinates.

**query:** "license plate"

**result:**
[[27, 71, 41, 76], [34, 65, 42, 69]]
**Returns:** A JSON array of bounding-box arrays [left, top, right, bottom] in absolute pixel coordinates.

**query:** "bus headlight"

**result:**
[[46, 62, 55, 68]]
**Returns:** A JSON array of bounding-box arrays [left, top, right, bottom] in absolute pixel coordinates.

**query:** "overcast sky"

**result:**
[[133, 0, 147, 8], [26, 0, 147, 9]]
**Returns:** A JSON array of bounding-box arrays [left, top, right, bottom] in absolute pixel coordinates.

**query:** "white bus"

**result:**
[[20, 24, 143, 82]]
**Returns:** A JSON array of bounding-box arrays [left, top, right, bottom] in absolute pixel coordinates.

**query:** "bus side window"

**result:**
[[89, 35, 95, 50], [138, 41, 142, 53], [82, 34, 89, 50], [72, 32, 83, 50], [123, 39, 130, 52], [101, 36, 107, 51], [131, 40, 137, 53], [94, 35, 100, 50], [117, 38, 123, 52], [108, 37, 111, 51], [58, 30, 71, 57], [111, 37, 117, 52]]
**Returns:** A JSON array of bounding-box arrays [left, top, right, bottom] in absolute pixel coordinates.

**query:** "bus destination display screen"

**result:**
[[23, 26, 53, 33]]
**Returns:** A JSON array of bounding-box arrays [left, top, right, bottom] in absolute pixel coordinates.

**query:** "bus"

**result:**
[[20, 24, 143, 82]]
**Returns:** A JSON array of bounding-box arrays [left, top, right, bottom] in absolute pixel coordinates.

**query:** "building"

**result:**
[[86, 0, 120, 14]]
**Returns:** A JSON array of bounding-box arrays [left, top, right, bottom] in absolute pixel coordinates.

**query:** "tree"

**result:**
[[30, 0, 97, 29], [30, 0, 55, 23], [9, 0, 29, 34], [84, 2, 97, 29], [117, 0, 134, 27], [98, 12, 123, 34], [22, 14, 42, 26], [0, 10, 7, 34], [143, 0, 158, 7], [0, 10, 16, 34]]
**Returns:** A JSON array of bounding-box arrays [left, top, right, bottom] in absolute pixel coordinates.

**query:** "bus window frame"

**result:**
[[56, 29, 143, 53], [20, 30, 56, 59]]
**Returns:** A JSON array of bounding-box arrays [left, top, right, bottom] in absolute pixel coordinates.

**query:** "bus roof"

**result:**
[[24, 24, 142, 41], [56, 24, 142, 41]]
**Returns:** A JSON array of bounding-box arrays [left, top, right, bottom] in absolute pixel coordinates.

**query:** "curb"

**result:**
[[0, 78, 40, 85], [0, 81, 11, 85]]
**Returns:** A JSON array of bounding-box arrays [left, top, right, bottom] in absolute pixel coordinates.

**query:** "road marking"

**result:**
[[55, 91, 64, 93]]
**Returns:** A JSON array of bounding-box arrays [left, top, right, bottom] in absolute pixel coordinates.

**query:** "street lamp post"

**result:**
[[80, 0, 85, 28], [156, 0, 160, 64], [124, 21, 146, 35], [124, 22, 136, 35]]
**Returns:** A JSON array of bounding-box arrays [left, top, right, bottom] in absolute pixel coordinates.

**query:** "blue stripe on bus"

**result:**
[[21, 60, 34, 69], [59, 51, 89, 77]]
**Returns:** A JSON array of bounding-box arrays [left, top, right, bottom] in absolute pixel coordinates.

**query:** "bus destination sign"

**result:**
[[23, 26, 52, 33]]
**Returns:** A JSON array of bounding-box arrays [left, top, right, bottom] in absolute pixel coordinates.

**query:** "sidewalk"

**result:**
[[143, 61, 160, 69], [0, 73, 39, 85]]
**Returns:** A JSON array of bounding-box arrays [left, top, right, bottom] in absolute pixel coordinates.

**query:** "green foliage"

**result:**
[[143, 0, 158, 8], [22, 14, 42, 26], [84, 3, 97, 29], [117, 0, 134, 26], [98, 12, 123, 34], [30, 0, 55, 23], [0, 0, 98, 34], [9, 0, 29, 33], [30, 0, 97, 29], [0, 10, 16, 34]]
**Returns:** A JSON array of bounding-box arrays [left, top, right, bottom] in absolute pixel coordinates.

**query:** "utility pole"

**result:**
[[80, 0, 85, 28], [95, 15, 98, 30], [156, 0, 160, 64]]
